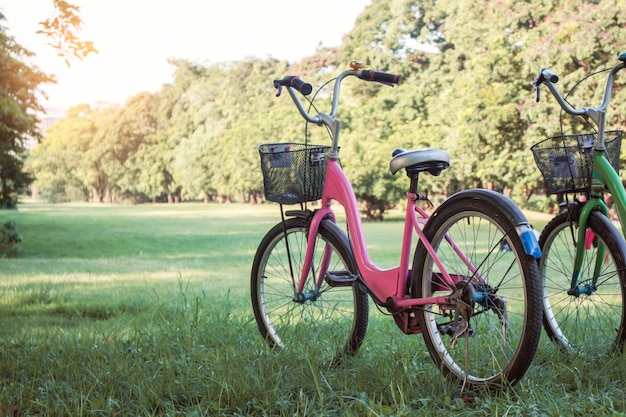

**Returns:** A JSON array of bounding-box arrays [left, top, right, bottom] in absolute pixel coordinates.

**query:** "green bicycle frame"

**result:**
[[571, 150, 626, 292]]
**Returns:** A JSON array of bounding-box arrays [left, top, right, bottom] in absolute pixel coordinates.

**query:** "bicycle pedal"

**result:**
[[324, 270, 359, 287]]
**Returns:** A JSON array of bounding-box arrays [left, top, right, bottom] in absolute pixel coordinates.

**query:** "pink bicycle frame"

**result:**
[[296, 154, 475, 310]]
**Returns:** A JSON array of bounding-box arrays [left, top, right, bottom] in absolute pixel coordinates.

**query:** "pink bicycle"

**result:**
[[251, 62, 543, 391]]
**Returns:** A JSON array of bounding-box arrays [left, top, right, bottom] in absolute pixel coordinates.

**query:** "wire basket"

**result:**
[[531, 130, 623, 195], [259, 143, 330, 204]]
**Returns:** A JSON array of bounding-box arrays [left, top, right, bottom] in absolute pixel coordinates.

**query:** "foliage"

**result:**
[[0, 219, 21, 257], [0, 13, 55, 208], [22, 0, 626, 217], [36, 0, 98, 67], [0, 1, 93, 207]]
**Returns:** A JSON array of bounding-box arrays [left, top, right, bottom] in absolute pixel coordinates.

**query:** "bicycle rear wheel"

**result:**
[[539, 208, 626, 354], [412, 190, 542, 392], [251, 216, 369, 364]]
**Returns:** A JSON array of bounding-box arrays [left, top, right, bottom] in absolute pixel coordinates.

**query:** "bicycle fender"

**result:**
[[285, 209, 358, 265], [320, 218, 355, 253], [436, 189, 542, 259]]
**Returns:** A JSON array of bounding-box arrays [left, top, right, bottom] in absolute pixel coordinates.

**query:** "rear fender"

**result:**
[[434, 189, 541, 258]]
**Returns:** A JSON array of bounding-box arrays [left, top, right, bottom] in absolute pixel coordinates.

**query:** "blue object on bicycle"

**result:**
[[518, 227, 542, 259]]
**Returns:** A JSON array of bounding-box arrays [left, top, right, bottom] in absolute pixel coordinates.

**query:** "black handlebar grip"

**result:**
[[541, 68, 559, 84], [285, 76, 313, 96], [358, 70, 401, 85]]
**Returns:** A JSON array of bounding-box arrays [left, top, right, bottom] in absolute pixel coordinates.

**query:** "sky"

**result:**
[[1, 0, 371, 113]]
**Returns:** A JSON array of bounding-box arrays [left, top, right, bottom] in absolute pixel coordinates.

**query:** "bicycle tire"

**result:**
[[251, 216, 369, 364], [539, 208, 626, 354], [412, 190, 542, 391]]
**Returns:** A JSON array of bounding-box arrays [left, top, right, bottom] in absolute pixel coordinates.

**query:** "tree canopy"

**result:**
[[22, 0, 626, 218], [0, 0, 96, 208], [0, 12, 55, 208]]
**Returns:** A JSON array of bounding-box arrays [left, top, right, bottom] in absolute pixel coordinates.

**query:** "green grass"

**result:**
[[1, 202, 626, 416]]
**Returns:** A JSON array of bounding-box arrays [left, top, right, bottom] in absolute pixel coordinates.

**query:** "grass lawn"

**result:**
[[1, 202, 625, 416]]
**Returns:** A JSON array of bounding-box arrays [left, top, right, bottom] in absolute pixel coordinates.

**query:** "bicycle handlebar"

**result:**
[[532, 53, 626, 119], [273, 64, 401, 125]]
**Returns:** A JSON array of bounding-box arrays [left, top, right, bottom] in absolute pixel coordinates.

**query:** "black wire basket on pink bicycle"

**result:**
[[259, 143, 330, 205]]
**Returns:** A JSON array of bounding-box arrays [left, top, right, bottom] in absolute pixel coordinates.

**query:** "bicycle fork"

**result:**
[[569, 199, 609, 297], [288, 210, 338, 303]]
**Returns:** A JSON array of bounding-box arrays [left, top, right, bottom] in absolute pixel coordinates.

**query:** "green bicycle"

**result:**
[[532, 53, 626, 354]]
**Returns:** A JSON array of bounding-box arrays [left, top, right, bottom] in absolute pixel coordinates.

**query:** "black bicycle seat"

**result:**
[[390, 148, 450, 177]]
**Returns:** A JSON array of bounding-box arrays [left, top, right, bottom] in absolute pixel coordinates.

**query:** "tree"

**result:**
[[1, 1, 95, 207], [0, 13, 55, 208], [27, 104, 96, 202], [154, 59, 211, 203], [170, 58, 303, 203], [336, 0, 435, 219]]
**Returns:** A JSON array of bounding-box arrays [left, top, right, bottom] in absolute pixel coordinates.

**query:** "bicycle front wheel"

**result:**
[[412, 191, 542, 391], [251, 216, 369, 364], [539, 209, 626, 354]]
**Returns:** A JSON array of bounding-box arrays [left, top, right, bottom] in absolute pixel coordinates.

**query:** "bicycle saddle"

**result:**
[[390, 148, 450, 177]]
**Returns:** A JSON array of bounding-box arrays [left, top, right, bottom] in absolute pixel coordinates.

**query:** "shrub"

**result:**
[[0, 220, 22, 257]]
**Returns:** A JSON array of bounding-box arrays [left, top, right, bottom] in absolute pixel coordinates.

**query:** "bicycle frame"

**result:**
[[277, 65, 541, 333], [568, 149, 626, 294], [279, 69, 490, 313], [297, 154, 474, 311]]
